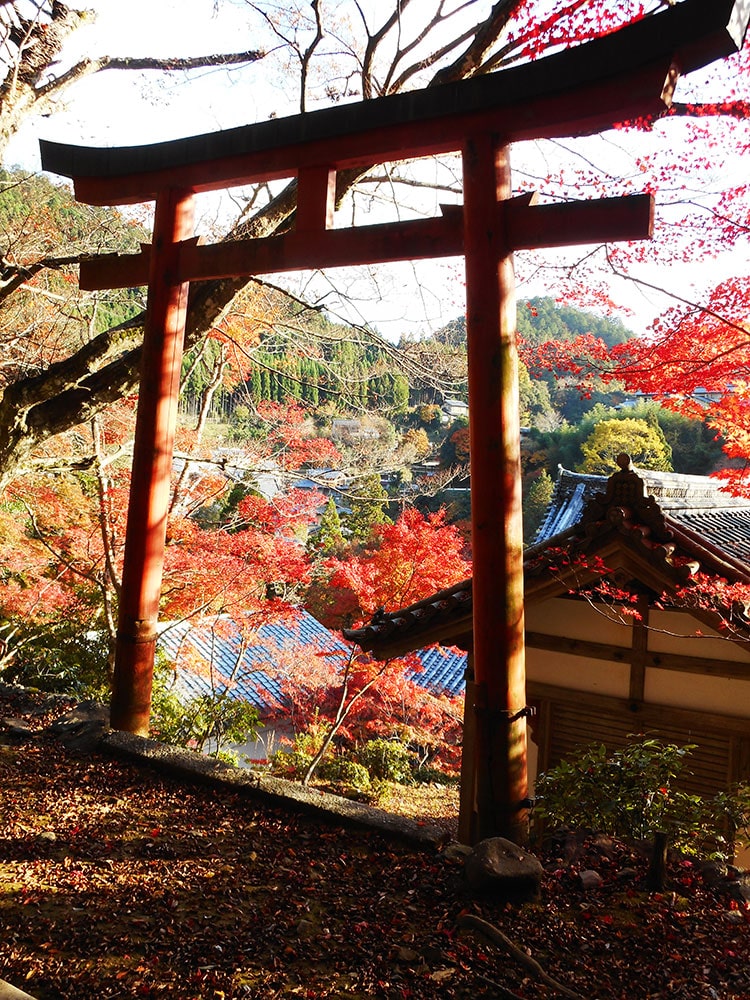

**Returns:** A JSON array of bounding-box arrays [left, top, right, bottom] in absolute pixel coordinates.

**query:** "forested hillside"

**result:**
[[182, 300, 412, 417], [437, 297, 631, 349]]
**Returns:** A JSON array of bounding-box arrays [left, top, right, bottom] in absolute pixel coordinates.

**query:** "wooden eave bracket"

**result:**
[[504, 193, 654, 250]]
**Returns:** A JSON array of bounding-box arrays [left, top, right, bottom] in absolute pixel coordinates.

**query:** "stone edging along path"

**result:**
[[46, 700, 451, 850], [0, 979, 39, 1000]]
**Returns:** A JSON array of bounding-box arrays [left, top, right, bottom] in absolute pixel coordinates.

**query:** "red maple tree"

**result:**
[[307, 506, 472, 629]]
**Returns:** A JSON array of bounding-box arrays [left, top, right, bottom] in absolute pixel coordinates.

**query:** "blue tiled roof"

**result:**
[[411, 646, 466, 696], [158, 609, 466, 712], [534, 476, 593, 540], [536, 466, 750, 567], [158, 610, 349, 714]]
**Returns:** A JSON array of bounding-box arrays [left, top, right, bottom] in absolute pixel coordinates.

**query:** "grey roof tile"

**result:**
[[537, 466, 750, 566]]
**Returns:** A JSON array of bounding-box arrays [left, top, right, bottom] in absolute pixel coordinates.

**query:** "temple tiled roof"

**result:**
[[159, 608, 468, 710], [667, 508, 750, 565], [158, 609, 347, 714], [536, 465, 750, 566], [409, 644, 466, 696], [344, 582, 473, 659], [346, 459, 750, 658]]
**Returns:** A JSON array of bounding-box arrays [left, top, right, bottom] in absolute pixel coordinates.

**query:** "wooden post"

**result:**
[[110, 187, 195, 735], [458, 652, 478, 845], [461, 134, 529, 844]]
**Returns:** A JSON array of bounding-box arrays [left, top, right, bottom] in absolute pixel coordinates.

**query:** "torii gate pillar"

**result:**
[[462, 134, 528, 843], [109, 189, 195, 734]]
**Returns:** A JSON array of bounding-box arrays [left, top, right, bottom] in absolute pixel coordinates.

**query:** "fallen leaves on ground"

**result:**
[[0, 689, 749, 999]]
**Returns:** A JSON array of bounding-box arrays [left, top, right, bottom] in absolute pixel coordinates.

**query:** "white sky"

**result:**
[[6, 0, 749, 341]]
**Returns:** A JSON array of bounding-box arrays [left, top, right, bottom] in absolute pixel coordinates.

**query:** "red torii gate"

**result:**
[[41, 0, 748, 843]]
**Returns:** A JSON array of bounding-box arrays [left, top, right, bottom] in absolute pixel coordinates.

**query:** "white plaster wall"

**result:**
[[205, 722, 290, 769], [527, 647, 631, 698], [648, 609, 750, 664], [644, 668, 750, 717], [526, 597, 632, 647]]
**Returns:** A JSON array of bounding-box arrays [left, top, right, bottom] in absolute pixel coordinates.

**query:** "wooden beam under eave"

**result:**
[[359, 623, 474, 662], [526, 628, 750, 680], [296, 165, 336, 233], [527, 680, 750, 737], [629, 599, 650, 703], [79, 191, 652, 291], [78, 250, 151, 290], [524, 535, 698, 607]]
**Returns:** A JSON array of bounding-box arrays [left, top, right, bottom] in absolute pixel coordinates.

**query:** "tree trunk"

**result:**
[[646, 831, 669, 892]]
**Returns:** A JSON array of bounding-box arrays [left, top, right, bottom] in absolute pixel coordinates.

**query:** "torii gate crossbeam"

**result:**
[[40, 0, 749, 844]]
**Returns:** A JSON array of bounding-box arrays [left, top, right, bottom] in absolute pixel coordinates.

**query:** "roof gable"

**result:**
[[537, 463, 750, 566]]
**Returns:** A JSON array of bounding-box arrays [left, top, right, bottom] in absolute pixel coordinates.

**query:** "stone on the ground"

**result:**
[[46, 701, 109, 751], [464, 837, 543, 901], [0, 718, 36, 743], [579, 869, 603, 891], [616, 867, 638, 883], [726, 873, 750, 906], [443, 843, 472, 862], [0, 978, 39, 999]]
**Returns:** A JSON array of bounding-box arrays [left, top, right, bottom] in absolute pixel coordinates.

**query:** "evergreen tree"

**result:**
[[522, 470, 554, 544], [344, 474, 391, 545], [310, 497, 346, 555], [260, 368, 272, 401], [391, 374, 410, 415]]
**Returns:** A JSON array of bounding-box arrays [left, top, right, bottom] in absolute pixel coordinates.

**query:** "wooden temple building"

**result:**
[[345, 459, 750, 847]]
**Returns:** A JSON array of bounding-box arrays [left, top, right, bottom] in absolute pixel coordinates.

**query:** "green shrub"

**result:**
[[715, 782, 750, 853], [356, 738, 415, 784], [272, 738, 371, 793], [270, 748, 310, 780], [413, 765, 460, 786], [533, 737, 729, 859], [150, 667, 259, 762], [319, 757, 371, 791], [1, 621, 111, 700], [271, 728, 328, 780]]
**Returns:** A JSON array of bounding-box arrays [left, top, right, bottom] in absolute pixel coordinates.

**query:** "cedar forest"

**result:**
[[0, 1, 748, 776]]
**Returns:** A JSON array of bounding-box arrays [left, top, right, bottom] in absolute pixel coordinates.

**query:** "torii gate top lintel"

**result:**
[[40, 0, 748, 207]]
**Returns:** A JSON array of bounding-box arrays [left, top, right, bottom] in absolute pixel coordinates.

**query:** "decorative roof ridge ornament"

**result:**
[[580, 454, 672, 542]]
